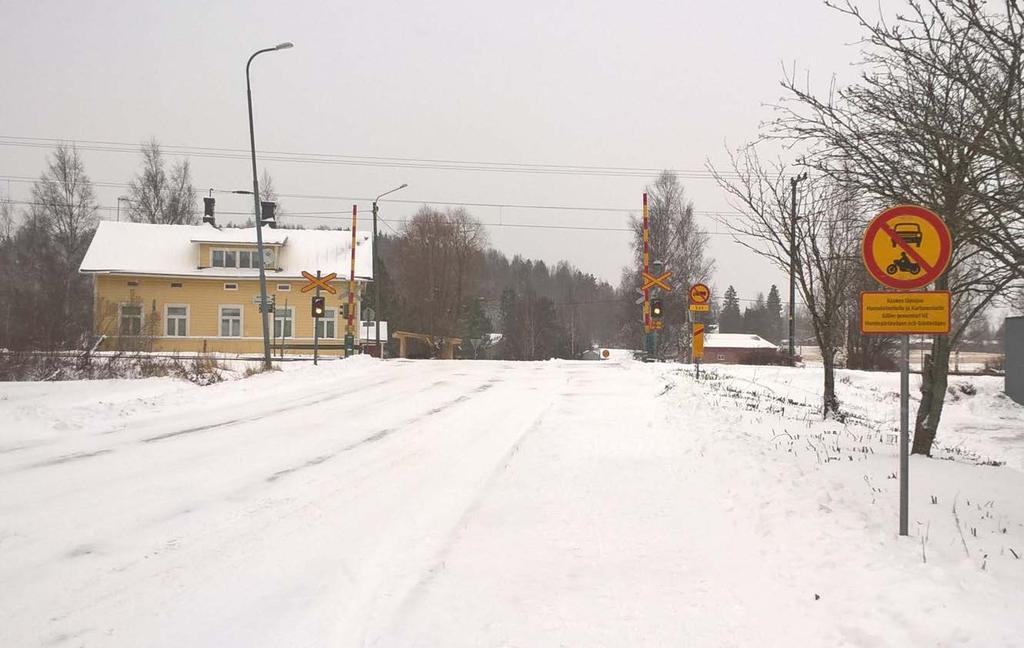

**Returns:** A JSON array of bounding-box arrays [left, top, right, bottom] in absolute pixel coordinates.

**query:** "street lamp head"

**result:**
[[398, 183, 408, 190], [275, 42, 294, 50]]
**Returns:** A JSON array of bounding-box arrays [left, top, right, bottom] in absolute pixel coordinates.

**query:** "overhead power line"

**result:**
[[0, 135, 739, 180], [0, 174, 744, 219]]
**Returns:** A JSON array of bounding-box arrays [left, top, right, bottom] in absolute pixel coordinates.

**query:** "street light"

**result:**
[[372, 183, 408, 358], [246, 41, 293, 370]]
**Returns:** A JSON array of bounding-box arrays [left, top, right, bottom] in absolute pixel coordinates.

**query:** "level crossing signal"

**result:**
[[311, 296, 326, 318], [651, 298, 664, 319]]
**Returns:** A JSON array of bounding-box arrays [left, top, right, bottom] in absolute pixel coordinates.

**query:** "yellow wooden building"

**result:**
[[79, 221, 373, 355]]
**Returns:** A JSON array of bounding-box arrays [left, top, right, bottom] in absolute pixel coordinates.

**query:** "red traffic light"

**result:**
[[651, 299, 664, 319], [311, 296, 326, 318]]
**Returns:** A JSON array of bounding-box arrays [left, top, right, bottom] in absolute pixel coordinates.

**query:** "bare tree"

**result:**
[[127, 139, 198, 224], [0, 193, 14, 241], [710, 148, 861, 416], [772, 0, 1019, 452], [394, 206, 488, 350], [29, 143, 99, 346], [825, 0, 1024, 280]]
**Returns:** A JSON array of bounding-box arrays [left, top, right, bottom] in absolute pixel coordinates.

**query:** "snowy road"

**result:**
[[2, 358, 1022, 647]]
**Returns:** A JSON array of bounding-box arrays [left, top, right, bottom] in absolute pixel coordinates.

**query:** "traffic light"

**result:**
[[311, 295, 326, 318], [261, 201, 277, 228], [203, 197, 216, 226], [651, 298, 664, 319]]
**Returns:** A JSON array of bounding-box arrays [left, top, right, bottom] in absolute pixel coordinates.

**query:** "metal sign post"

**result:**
[[313, 270, 321, 366], [861, 204, 952, 537], [900, 334, 909, 535], [345, 205, 358, 357]]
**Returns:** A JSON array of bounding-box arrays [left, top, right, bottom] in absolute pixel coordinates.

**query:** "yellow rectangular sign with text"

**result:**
[[860, 291, 950, 335]]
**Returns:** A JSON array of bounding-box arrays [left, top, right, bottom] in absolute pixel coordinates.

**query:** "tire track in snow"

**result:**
[[2, 376, 398, 475], [263, 380, 500, 485], [384, 395, 560, 629]]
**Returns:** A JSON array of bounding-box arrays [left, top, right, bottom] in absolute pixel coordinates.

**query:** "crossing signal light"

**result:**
[[311, 296, 326, 318], [651, 298, 664, 319], [260, 201, 277, 228]]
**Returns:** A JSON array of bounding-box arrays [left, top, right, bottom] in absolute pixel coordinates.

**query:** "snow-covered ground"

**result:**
[[1, 357, 1022, 646]]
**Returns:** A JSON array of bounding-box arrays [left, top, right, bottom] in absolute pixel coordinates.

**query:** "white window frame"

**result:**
[[164, 304, 189, 337], [119, 303, 143, 336], [238, 250, 253, 269], [219, 305, 243, 338], [224, 283, 238, 291], [276, 283, 291, 292], [316, 308, 337, 339], [212, 248, 242, 268], [274, 306, 294, 339]]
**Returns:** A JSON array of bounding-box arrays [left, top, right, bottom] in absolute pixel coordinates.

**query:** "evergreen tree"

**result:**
[[743, 292, 766, 336], [719, 286, 743, 333]]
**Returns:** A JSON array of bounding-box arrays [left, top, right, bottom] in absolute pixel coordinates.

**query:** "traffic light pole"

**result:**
[[313, 270, 320, 366]]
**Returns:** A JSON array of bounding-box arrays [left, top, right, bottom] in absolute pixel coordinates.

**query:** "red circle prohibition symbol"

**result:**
[[862, 205, 952, 290]]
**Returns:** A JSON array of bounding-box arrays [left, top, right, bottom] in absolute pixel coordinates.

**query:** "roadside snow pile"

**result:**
[[700, 364, 1024, 469], [664, 364, 1024, 645], [663, 366, 1024, 642]]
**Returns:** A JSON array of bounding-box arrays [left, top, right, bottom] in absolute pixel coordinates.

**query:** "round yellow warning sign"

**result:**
[[863, 205, 952, 290]]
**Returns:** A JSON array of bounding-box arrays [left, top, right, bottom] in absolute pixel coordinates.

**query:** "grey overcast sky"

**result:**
[[0, 0, 867, 304]]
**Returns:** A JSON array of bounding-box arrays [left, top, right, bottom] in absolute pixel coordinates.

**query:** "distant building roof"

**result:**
[[704, 333, 778, 350], [80, 221, 373, 280]]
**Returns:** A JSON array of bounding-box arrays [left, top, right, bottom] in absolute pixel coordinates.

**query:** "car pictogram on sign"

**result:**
[[890, 222, 923, 247]]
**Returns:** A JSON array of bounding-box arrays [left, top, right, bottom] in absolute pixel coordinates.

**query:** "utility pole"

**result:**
[[372, 184, 407, 358], [788, 172, 807, 358]]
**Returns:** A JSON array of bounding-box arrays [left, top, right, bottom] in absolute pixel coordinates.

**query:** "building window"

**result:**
[[127, 281, 139, 287], [119, 304, 142, 336], [316, 309, 336, 339], [274, 307, 293, 339], [276, 284, 291, 292], [224, 283, 238, 291], [220, 306, 242, 337], [238, 250, 252, 268], [717, 354, 726, 361], [171, 282, 183, 288], [165, 305, 188, 336], [213, 249, 241, 268]]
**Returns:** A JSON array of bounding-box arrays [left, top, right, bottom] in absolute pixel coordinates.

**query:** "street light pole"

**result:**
[[788, 172, 807, 359], [246, 41, 293, 371], [372, 183, 408, 358]]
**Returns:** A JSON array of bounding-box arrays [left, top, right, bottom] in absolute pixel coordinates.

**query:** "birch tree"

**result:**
[[127, 139, 198, 225]]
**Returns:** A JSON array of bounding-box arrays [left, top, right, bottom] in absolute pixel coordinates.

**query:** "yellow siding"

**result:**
[[94, 274, 362, 355]]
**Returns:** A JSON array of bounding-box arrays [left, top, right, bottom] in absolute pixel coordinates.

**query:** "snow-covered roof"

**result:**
[[704, 333, 779, 350], [80, 221, 373, 281], [189, 228, 290, 245]]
